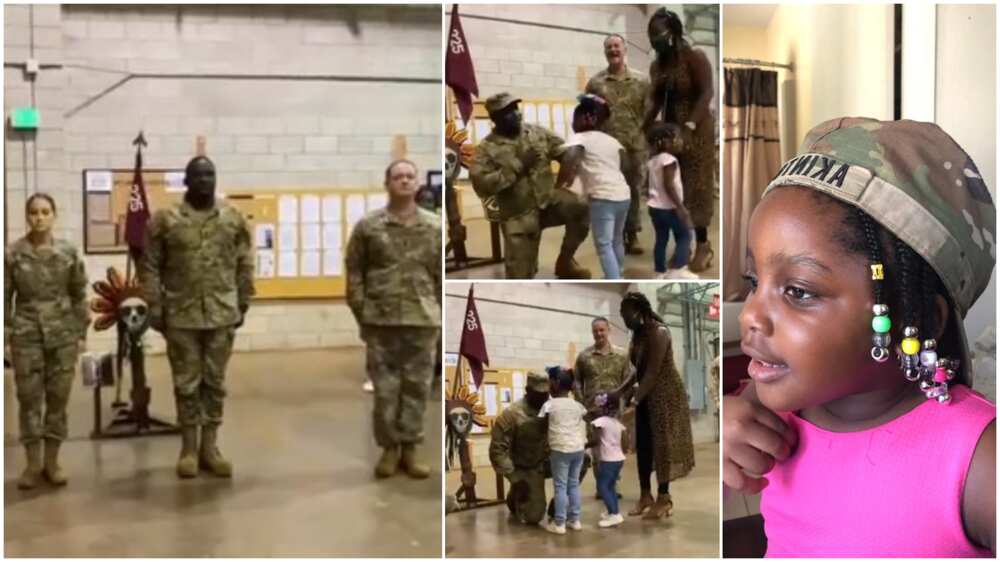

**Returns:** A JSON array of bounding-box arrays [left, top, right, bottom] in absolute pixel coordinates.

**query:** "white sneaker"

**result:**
[[669, 266, 700, 280], [362, 379, 374, 393], [543, 521, 566, 535], [567, 520, 583, 531], [598, 513, 625, 528], [599, 511, 610, 520]]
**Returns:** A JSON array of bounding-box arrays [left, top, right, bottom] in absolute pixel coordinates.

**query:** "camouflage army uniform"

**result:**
[[471, 123, 589, 279], [4, 237, 89, 444], [139, 200, 254, 428], [574, 343, 630, 408], [586, 67, 651, 237], [574, 343, 628, 465], [489, 372, 551, 525], [345, 207, 441, 447]]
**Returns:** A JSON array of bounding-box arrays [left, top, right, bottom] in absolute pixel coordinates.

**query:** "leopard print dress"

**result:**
[[631, 321, 696, 482], [649, 49, 716, 229]]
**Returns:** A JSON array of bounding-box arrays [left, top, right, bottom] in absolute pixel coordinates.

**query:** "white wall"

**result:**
[[934, 4, 997, 362], [764, 4, 894, 159], [4, 4, 441, 355]]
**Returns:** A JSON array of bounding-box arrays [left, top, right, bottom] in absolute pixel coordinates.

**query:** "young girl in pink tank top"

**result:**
[[723, 118, 996, 557]]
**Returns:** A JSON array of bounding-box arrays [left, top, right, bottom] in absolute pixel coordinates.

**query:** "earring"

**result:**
[[870, 263, 891, 363], [870, 303, 891, 362], [900, 326, 921, 381]]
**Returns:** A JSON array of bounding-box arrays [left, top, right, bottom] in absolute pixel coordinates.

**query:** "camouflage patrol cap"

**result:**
[[766, 117, 996, 381], [485, 92, 521, 115], [766, 117, 995, 317], [526, 371, 550, 393]]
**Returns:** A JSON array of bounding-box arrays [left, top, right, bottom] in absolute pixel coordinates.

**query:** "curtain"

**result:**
[[722, 67, 781, 301]]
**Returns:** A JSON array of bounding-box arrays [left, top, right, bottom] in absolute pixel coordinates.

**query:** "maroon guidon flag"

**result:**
[[445, 5, 479, 124], [124, 133, 151, 259], [458, 284, 489, 388]]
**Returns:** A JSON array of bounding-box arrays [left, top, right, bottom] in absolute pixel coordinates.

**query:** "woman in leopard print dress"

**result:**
[[611, 291, 695, 519], [643, 7, 717, 273]]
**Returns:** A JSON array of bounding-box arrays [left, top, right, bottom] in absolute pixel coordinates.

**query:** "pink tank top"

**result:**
[[761, 385, 995, 558]]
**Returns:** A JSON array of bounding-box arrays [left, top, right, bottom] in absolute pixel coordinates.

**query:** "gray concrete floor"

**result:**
[[4, 348, 442, 557], [448, 192, 720, 281], [445, 442, 720, 558]]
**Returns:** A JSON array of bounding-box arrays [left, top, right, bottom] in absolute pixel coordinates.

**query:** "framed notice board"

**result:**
[[82, 168, 186, 255], [81, 169, 388, 300]]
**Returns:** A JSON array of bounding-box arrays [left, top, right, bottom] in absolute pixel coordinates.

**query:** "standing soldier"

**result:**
[[346, 159, 441, 479], [586, 34, 651, 255], [574, 316, 629, 492], [140, 156, 254, 479], [489, 372, 551, 525], [470, 92, 591, 279], [5, 193, 90, 489]]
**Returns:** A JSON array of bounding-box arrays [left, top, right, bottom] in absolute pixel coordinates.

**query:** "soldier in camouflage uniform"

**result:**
[[489, 372, 551, 525], [5, 193, 90, 489], [140, 156, 254, 479], [346, 159, 441, 479], [470, 92, 592, 279], [574, 316, 629, 493], [586, 34, 651, 255]]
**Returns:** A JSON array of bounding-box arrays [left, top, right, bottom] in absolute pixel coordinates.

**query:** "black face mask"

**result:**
[[492, 107, 522, 137]]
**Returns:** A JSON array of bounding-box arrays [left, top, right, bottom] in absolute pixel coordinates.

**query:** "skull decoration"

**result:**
[[445, 147, 461, 185], [118, 296, 149, 336], [448, 405, 473, 437]]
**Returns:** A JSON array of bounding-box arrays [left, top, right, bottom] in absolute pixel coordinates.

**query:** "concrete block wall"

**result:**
[[4, 5, 442, 356]]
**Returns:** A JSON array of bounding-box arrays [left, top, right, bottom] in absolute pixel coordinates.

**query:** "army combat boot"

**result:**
[[17, 442, 43, 490], [554, 253, 592, 279], [176, 426, 199, 479], [375, 446, 400, 478], [688, 240, 714, 273], [42, 439, 68, 486], [399, 443, 430, 479], [199, 425, 233, 477]]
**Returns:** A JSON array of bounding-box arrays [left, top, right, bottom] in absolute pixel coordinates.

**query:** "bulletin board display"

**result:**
[[445, 358, 530, 435], [82, 168, 186, 255], [224, 189, 388, 300]]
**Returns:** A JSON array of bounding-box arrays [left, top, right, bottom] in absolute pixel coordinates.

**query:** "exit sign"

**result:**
[[10, 107, 40, 130]]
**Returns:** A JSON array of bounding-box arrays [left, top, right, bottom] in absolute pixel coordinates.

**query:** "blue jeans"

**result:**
[[596, 460, 625, 515], [589, 198, 630, 279], [648, 206, 692, 273], [550, 450, 584, 525]]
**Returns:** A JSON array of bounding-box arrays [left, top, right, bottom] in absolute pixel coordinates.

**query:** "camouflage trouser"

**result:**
[[622, 149, 647, 237], [165, 328, 235, 428], [506, 466, 547, 524], [366, 325, 439, 447], [11, 342, 78, 443], [501, 189, 590, 279]]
